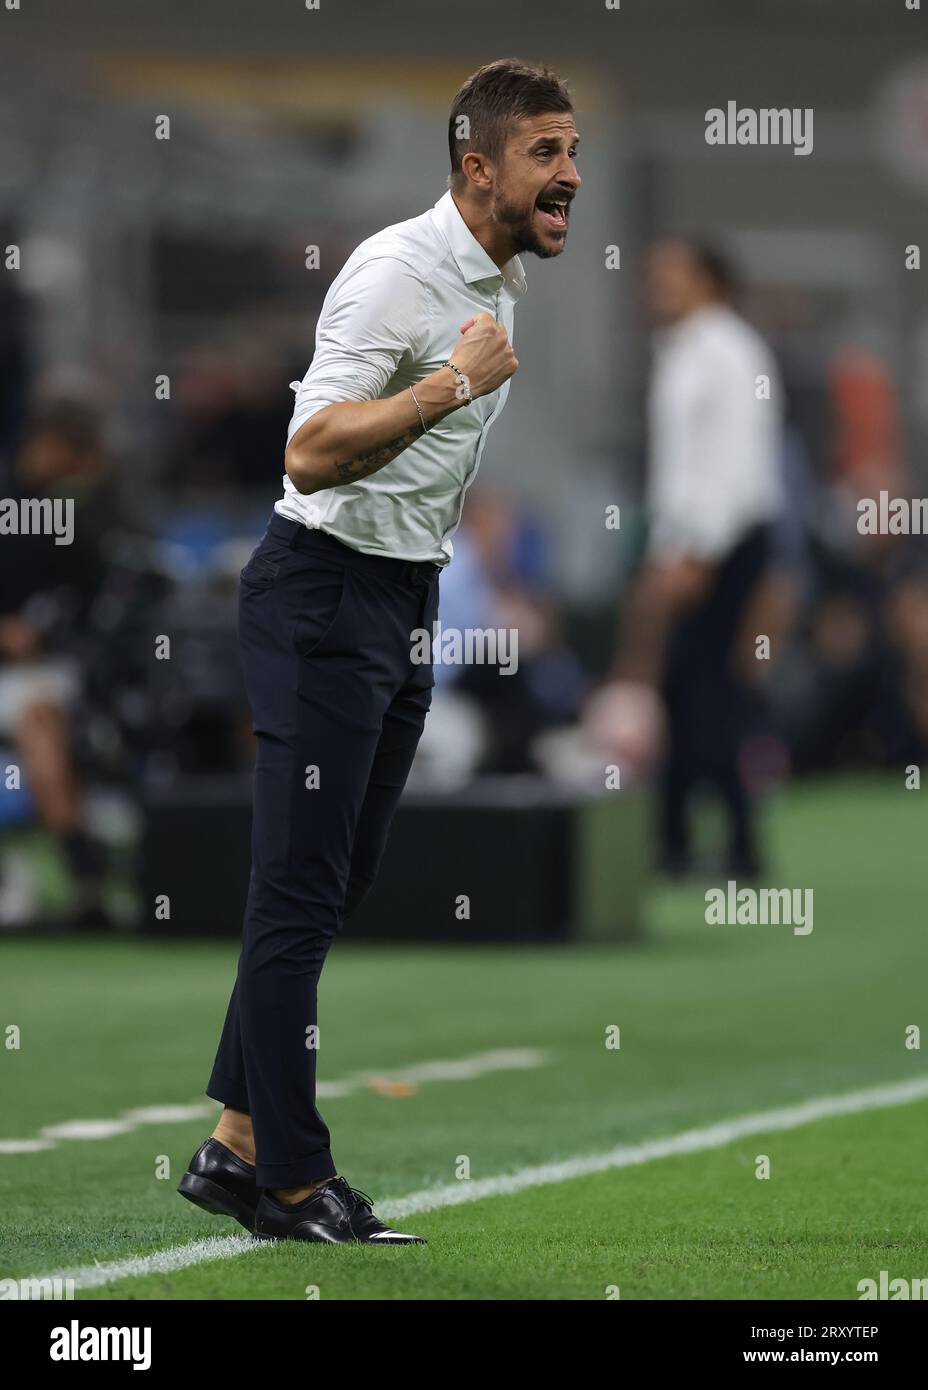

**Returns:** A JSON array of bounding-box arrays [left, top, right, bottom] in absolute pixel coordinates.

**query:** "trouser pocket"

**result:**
[[290, 563, 351, 659]]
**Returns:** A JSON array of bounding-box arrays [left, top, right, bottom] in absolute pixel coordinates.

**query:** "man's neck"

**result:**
[[450, 190, 514, 270]]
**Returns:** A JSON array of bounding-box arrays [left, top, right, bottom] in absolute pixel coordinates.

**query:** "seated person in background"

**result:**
[[0, 398, 128, 927], [429, 488, 586, 776]]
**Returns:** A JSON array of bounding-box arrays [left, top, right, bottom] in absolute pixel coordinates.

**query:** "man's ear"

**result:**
[[459, 150, 495, 192]]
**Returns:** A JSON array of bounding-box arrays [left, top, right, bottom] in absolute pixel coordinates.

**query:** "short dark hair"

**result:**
[[448, 58, 573, 186]]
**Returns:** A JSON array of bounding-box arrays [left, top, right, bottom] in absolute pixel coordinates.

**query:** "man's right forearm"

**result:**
[[284, 367, 464, 495]]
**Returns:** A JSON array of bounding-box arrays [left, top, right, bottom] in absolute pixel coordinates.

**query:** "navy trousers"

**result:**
[[660, 524, 770, 871], [207, 512, 439, 1187]]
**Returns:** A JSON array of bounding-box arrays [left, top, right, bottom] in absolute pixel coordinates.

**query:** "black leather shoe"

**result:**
[[178, 1137, 260, 1234], [255, 1177, 426, 1245]]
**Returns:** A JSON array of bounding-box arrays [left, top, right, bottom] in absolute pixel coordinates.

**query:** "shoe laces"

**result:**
[[332, 1176, 374, 1212]]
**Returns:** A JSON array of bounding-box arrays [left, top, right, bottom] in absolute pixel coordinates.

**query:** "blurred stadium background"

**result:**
[[1, 0, 927, 1301]]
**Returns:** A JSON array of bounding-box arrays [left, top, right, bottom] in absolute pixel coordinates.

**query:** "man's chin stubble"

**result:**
[[494, 201, 567, 260], [534, 240, 566, 259], [511, 226, 567, 259], [523, 237, 566, 260]]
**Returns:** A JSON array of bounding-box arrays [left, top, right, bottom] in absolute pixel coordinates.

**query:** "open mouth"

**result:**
[[535, 197, 569, 232]]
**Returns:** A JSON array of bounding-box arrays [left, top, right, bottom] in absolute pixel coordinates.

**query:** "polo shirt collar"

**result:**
[[433, 189, 527, 300]]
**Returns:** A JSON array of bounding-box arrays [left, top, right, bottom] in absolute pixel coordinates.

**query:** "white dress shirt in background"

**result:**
[[646, 303, 783, 563], [277, 190, 526, 565]]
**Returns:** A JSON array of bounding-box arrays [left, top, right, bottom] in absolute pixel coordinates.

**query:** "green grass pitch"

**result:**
[[1, 776, 925, 1299]]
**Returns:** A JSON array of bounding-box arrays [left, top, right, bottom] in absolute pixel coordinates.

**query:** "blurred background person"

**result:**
[[417, 487, 589, 781], [588, 240, 785, 876], [0, 397, 138, 928]]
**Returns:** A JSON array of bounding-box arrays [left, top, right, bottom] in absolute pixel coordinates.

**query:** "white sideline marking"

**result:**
[[384, 1074, 928, 1220], [40, 1235, 259, 1292], [30, 1074, 928, 1293], [318, 1046, 546, 1097], [0, 1104, 215, 1154], [0, 1049, 547, 1154]]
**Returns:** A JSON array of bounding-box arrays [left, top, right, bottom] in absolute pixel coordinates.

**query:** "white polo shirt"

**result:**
[[276, 190, 527, 565], [647, 303, 783, 563]]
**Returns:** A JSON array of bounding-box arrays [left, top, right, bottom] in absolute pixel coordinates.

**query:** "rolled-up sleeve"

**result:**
[[287, 256, 432, 444]]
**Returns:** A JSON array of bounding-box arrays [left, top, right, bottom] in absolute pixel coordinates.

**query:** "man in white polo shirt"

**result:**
[[179, 58, 580, 1245]]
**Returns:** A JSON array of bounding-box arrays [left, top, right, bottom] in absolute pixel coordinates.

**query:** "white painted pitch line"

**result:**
[[318, 1046, 547, 1098], [0, 1048, 548, 1154], [31, 1073, 928, 1293], [35, 1235, 259, 1292], [383, 1073, 928, 1219], [0, 1104, 216, 1154]]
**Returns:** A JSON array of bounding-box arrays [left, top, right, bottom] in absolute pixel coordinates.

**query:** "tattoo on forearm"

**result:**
[[332, 424, 425, 483]]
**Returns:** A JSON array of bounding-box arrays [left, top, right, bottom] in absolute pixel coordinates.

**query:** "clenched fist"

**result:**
[[448, 312, 518, 401]]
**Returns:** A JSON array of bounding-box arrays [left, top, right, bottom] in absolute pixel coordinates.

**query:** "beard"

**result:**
[[492, 190, 566, 260]]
